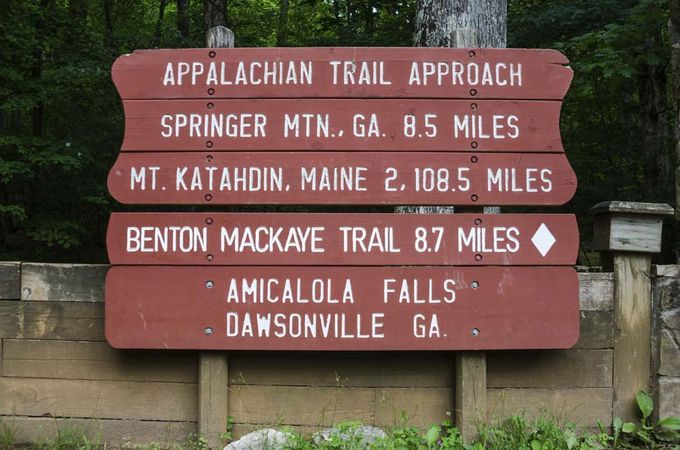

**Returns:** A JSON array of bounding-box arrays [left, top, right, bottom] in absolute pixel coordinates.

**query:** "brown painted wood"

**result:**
[[108, 152, 576, 205], [106, 212, 579, 266], [112, 48, 572, 100], [104, 266, 579, 350], [121, 99, 563, 152]]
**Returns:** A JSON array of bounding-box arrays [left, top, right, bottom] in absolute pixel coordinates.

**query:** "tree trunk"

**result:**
[[32, 0, 52, 138], [671, 0, 680, 260], [414, 0, 506, 48], [177, 0, 190, 39], [638, 34, 670, 200], [205, 0, 227, 31], [276, 0, 289, 46], [103, 0, 114, 52], [153, 0, 169, 47]]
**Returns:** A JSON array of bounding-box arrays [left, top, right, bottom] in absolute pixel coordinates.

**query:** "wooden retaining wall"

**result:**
[[0, 262, 615, 446]]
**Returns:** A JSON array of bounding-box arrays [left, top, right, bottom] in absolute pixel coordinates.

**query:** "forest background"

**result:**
[[0, 0, 675, 264]]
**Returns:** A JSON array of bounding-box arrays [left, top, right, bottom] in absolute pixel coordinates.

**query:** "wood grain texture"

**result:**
[[21, 263, 108, 302], [487, 349, 613, 388], [2, 339, 197, 383], [229, 352, 453, 387], [487, 388, 613, 427], [228, 385, 375, 425], [0, 377, 197, 421], [578, 273, 614, 311], [199, 352, 229, 447], [4, 416, 196, 447], [612, 254, 652, 422], [108, 152, 578, 206], [112, 48, 572, 100], [0, 262, 20, 300], [573, 311, 614, 350], [106, 213, 579, 266], [105, 266, 580, 351], [121, 99, 564, 152], [0, 301, 104, 341], [228, 384, 451, 428], [593, 215, 664, 253], [455, 352, 486, 439]]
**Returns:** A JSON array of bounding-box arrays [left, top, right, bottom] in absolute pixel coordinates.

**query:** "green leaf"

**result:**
[[530, 440, 542, 450], [658, 417, 680, 430], [622, 422, 636, 433], [425, 425, 440, 446], [636, 390, 653, 419], [613, 417, 622, 435]]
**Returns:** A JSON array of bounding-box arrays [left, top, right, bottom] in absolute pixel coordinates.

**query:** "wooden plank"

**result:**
[[573, 311, 614, 349], [228, 385, 374, 426], [0, 377, 197, 421], [199, 352, 229, 447], [112, 48, 573, 100], [486, 388, 613, 427], [5, 416, 196, 447], [593, 215, 664, 253], [121, 99, 564, 152], [0, 301, 104, 341], [21, 263, 108, 302], [0, 262, 20, 300], [486, 349, 613, 388], [108, 152, 577, 206], [578, 273, 613, 311], [105, 266, 580, 351], [2, 339, 197, 383], [229, 352, 453, 387], [612, 254, 652, 422], [375, 387, 453, 428], [106, 213, 579, 266], [455, 352, 486, 439]]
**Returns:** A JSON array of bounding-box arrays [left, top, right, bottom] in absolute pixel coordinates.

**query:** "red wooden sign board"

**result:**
[[106, 213, 579, 266], [108, 152, 576, 205], [104, 266, 579, 350], [120, 99, 563, 152], [112, 48, 572, 100]]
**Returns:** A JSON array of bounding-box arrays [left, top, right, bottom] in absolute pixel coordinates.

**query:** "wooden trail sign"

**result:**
[[120, 99, 563, 152], [106, 212, 579, 266], [104, 265, 579, 351], [107, 152, 577, 206], [111, 47, 573, 100]]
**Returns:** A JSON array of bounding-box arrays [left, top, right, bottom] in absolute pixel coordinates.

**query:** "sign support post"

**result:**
[[198, 25, 234, 450], [591, 201, 673, 422]]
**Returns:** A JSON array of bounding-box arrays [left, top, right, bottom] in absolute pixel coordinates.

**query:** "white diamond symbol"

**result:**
[[531, 223, 556, 257]]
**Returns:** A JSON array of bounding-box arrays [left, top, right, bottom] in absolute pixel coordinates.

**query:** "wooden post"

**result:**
[[591, 201, 673, 422], [199, 25, 233, 450]]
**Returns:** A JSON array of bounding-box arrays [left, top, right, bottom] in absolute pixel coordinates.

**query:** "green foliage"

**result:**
[[0, 0, 677, 261], [616, 390, 680, 448]]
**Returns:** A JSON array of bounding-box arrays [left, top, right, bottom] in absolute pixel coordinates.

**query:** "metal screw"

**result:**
[[474, 253, 482, 261], [204, 327, 214, 336], [472, 328, 480, 336], [468, 50, 476, 57], [470, 88, 477, 96], [206, 254, 214, 261], [208, 88, 215, 95], [471, 194, 479, 202], [206, 217, 214, 225], [471, 281, 479, 289], [470, 156, 478, 163], [206, 155, 213, 162], [206, 140, 214, 148], [205, 194, 213, 201], [207, 102, 214, 109], [470, 103, 477, 110], [205, 280, 214, 288], [209, 51, 216, 58], [471, 141, 478, 149]]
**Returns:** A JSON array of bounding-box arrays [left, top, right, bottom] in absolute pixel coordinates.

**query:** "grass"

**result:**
[[0, 415, 677, 450]]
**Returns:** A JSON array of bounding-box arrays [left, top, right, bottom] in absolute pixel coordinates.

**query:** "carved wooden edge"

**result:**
[[590, 201, 674, 217]]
